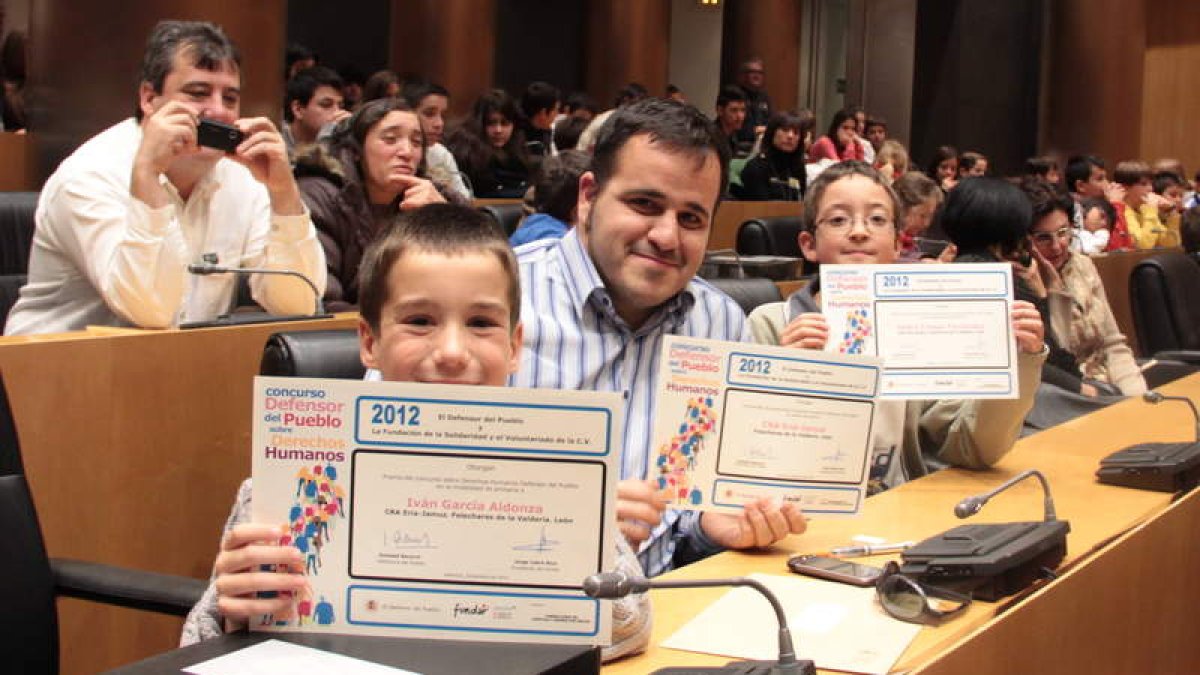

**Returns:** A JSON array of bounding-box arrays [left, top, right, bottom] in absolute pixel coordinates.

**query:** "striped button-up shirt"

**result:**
[[511, 229, 750, 576]]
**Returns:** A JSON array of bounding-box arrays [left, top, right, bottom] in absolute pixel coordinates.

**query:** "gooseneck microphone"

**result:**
[[1142, 390, 1200, 441], [583, 572, 815, 675], [187, 263, 326, 316], [953, 468, 1057, 522]]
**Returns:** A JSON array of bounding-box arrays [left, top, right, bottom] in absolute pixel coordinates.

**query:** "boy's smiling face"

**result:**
[[359, 249, 522, 387], [799, 175, 900, 266]]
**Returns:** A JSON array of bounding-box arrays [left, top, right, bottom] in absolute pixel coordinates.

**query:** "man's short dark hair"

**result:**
[[716, 85, 747, 109], [1152, 171, 1182, 194], [357, 203, 518, 334], [1113, 160, 1151, 187], [1065, 154, 1105, 193], [285, 42, 315, 74], [864, 117, 887, 133], [137, 20, 241, 121], [532, 150, 590, 224], [553, 116, 589, 151], [401, 80, 450, 108], [284, 66, 344, 123], [564, 91, 598, 116], [591, 98, 731, 205], [520, 81, 560, 119]]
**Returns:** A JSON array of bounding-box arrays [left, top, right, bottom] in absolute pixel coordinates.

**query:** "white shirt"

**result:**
[[424, 142, 472, 201], [6, 119, 326, 334]]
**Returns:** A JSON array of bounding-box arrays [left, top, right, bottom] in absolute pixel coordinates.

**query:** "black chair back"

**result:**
[[0, 191, 37, 275], [0, 373, 58, 674], [735, 217, 804, 257], [0, 273, 27, 335], [1130, 252, 1200, 356], [478, 203, 525, 237], [704, 277, 784, 316], [261, 329, 366, 379]]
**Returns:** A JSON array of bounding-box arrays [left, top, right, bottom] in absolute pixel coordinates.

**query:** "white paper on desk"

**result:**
[[820, 263, 1017, 399], [661, 573, 921, 675], [184, 639, 420, 675]]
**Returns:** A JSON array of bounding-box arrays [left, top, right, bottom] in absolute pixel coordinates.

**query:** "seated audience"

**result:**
[[181, 204, 652, 662], [1076, 196, 1116, 254], [714, 85, 749, 158], [284, 42, 316, 80], [735, 57, 771, 154], [892, 171, 946, 260], [402, 80, 471, 201], [361, 69, 400, 103], [738, 110, 812, 201], [958, 150, 988, 178], [576, 82, 647, 153], [1114, 160, 1174, 249], [509, 150, 589, 247], [747, 162, 1044, 492], [338, 65, 364, 110], [1064, 154, 1133, 250], [519, 80, 561, 159], [294, 98, 448, 308], [1181, 206, 1200, 256], [864, 117, 887, 154], [553, 115, 588, 152], [1026, 156, 1061, 186], [849, 106, 875, 163], [873, 139, 909, 184], [927, 145, 959, 192], [282, 66, 349, 158], [1020, 180, 1146, 396], [1152, 170, 1186, 246], [808, 109, 864, 163], [6, 20, 325, 335], [561, 91, 599, 123], [446, 89, 532, 198]]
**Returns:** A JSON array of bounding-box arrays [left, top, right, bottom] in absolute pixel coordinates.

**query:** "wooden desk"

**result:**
[[605, 375, 1200, 674], [0, 315, 359, 674]]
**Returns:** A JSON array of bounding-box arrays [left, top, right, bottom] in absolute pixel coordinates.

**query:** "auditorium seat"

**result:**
[[705, 277, 783, 316], [0, 273, 24, 334], [260, 329, 365, 379], [1130, 251, 1200, 360], [478, 203, 525, 237], [735, 216, 803, 257], [0, 373, 205, 674], [0, 191, 37, 276]]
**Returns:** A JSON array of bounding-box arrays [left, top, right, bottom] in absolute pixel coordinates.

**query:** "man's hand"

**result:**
[[779, 312, 828, 350], [394, 174, 447, 211], [132, 102, 201, 207], [616, 479, 668, 549], [698, 497, 806, 550], [232, 117, 305, 215], [1010, 299, 1045, 355]]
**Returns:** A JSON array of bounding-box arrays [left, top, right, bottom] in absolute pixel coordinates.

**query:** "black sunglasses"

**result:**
[[875, 561, 972, 624]]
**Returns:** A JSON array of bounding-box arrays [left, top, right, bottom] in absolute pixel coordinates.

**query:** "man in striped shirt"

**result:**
[[512, 99, 807, 576]]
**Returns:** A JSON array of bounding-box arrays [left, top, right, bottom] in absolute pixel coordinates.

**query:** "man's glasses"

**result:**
[[1030, 227, 1074, 246], [816, 214, 895, 232], [875, 561, 972, 624]]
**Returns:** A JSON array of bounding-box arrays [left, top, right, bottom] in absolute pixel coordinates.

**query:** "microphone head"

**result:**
[[582, 572, 627, 599], [1144, 391, 1164, 404], [954, 497, 983, 519]]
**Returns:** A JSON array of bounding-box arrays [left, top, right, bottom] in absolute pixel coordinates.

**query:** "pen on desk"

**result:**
[[828, 541, 915, 558]]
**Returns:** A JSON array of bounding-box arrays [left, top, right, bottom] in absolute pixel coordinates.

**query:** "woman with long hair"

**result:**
[[807, 109, 864, 163], [445, 89, 532, 198], [739, 110, 813, 201]]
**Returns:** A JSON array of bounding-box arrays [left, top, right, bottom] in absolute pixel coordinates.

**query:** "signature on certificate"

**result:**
[[512, 526, 560, 552], [821, 448, 849, 463], [384, 529, 438, 550]]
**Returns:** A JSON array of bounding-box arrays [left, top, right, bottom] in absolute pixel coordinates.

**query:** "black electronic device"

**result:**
[[900, 469, 1069, 601], [196, 118, 244, 153], [583, 572, 815, 675], [1096, 391, 1200, 493], [786, 555, 882, 587]]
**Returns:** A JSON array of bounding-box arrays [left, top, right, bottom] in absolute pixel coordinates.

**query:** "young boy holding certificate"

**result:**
[[182, 204, 651, 660], [748, 162, 1048, 492]]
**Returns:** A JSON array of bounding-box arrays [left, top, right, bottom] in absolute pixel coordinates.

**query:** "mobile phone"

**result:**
[[196, 118, 244, 153], [787, 554, 883, 587]]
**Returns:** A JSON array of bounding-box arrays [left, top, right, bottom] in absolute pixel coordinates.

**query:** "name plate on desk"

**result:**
[[649, 336, 881, 516], [820, 263, 1017, 399], [251, 377, 621, 646]]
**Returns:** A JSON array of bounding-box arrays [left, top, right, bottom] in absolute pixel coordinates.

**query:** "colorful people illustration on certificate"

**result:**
[[654, 397, 718, 505]]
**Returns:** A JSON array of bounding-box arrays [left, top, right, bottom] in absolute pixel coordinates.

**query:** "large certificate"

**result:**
[[250, 377, 621, 647], [648, 336, 882, 516], [820, 263, 1018, 399]]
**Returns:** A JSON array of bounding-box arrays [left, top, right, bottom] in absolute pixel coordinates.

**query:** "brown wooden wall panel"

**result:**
[[721, 0, 801, 112], [390, 0, 496, 118], [1139, 0, 1200, 174], [584, 0, 670, 108], [28, 1, 285, 184], [1042, 0, 1145, 164], [0, 132, 34, 190]]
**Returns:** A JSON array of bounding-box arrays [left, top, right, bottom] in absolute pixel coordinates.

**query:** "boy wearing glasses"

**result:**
[[748, 162, 1047, 493]]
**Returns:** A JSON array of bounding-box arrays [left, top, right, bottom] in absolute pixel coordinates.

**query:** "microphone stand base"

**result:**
[[652, 658, 816, 674]]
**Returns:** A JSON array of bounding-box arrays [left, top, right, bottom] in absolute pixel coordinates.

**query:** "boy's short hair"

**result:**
[[892, 171, 941, 210], [959, 151, 987, 172], [1113, 160, 1151, 186], [875, 140, 909, 171], [864, 117, 887, 133], [716, 84, 747, 108], [284, 66, 344, 122], [521, 80, 561, 118], [357, 204, 520, 334], [553, 115, 589, 151], [532, 150, 591, 223], [1065, 154, 1105, 192], [1152, 171, 1182, 194], [801, 161, 904, 235], [1025, 156, 1059, 179]]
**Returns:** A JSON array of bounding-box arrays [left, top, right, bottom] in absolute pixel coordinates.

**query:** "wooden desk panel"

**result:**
[[0, 315, 358, 674]]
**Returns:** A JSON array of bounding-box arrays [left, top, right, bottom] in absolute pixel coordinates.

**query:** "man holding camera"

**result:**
[[5, 20, 325, 335]]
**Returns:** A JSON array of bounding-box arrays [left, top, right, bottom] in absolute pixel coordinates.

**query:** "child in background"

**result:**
[[1114, 160, 1173, 249], [181, 204, 651, 661], [747, 162, 1045, 492], [1152, 171, 1185, 247], [1077, 197, 1116, 254], [958, 151, 988, 178], [927, 145, 959, 192], [873, 139, 909, 184]]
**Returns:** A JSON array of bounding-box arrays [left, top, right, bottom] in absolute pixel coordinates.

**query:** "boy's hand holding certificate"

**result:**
[[251, 377, 621, 647], [649, 336, 883, 517]]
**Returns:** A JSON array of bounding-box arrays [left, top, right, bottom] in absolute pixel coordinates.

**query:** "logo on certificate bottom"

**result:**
[[654, 397, 717, 505], [261, 462, 347, 629]]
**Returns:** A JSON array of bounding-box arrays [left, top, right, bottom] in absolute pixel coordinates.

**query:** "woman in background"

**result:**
[[807, 109, 863, 163], [740, 110, 814, 201], [446, 89, 532, 198]]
